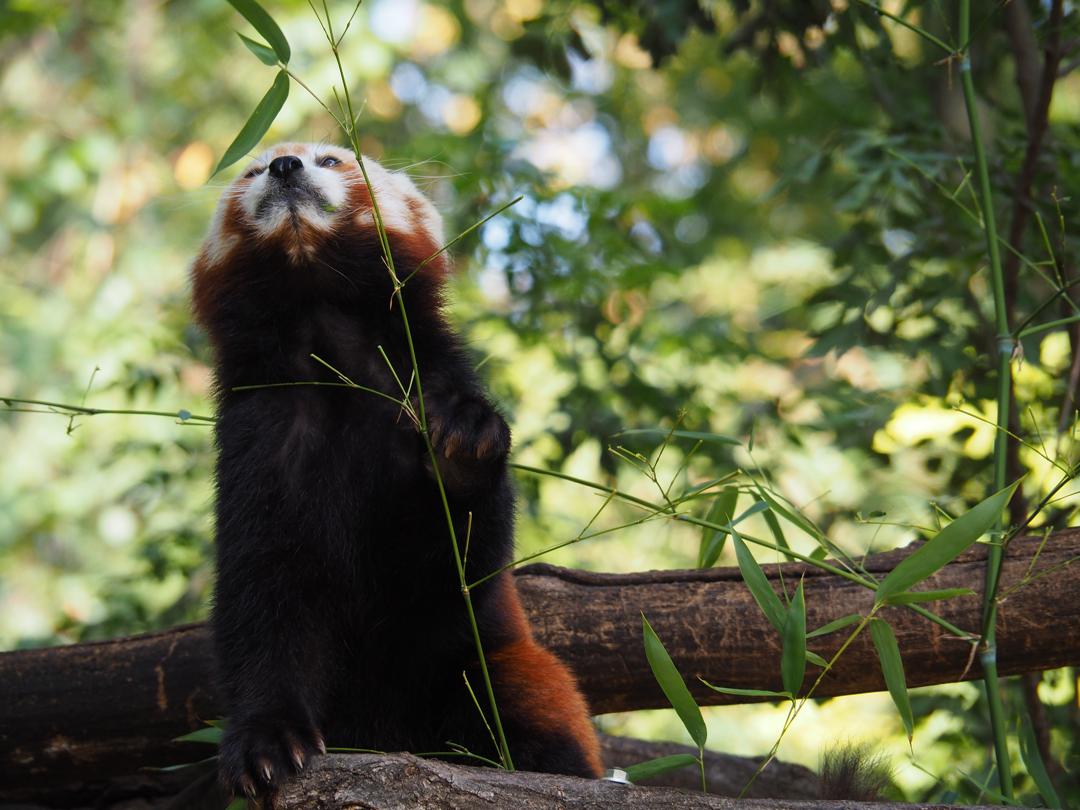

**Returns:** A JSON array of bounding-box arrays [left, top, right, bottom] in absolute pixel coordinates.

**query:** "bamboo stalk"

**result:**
[[957, 0, 1015, 798]]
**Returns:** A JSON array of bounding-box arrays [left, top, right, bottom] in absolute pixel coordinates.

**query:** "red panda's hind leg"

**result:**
[[486, 636, 603, 778], [475, 573, 601, 778]]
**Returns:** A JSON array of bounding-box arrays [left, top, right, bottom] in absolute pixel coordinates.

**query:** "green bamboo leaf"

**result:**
[[642, 615, 707, 748], [237, 31, 278, 65], [884, 587, 975, 605], [869, 618, 913, 742], [807, 613, 862, 638], [805, 650, 828, 668], [876, 483, 1017, 605], [1019, 715, 1062, 808], [757, 493, 794, 561], [698, 487, 738, 568], [734, 500, 769, 523], [174, 726, 223, 745], [227, 0, 290, 63], [732, 531, 786, 632], [699, 679, 790, 699], [780, 580, 807, 696], [624, 753, 700, 783], [214, 70, 289, 176], [757, 487, 824, 541]]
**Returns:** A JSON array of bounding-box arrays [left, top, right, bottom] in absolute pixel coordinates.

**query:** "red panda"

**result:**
[[190, 142, 602, 799]]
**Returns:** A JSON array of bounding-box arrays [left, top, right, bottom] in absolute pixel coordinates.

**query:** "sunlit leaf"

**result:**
[[642, 615, 707, 748], [624, 753, 700, 782], [698, 487, 737, 568], [226, 0, 290, 63], [214, 69, 289, 176], [732, 531, 786, 632], [237, 31, 278, 65], [876, 483, 1017, 605], [869, 618, 913, 742], [780, 580, 806, 696]]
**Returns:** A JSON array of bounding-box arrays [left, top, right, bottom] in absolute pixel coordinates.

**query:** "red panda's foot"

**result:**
[[218, 711, 325, 800]]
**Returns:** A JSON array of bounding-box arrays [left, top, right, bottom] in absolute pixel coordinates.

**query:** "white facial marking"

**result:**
[[233, 143, 355, 237], [206, 142, 447, 264]]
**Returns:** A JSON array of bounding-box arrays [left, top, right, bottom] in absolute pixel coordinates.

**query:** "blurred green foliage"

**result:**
[[3, 0, 1080, 803]]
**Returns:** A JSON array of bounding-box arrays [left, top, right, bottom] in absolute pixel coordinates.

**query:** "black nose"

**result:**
[[269, 155, 304, 180]]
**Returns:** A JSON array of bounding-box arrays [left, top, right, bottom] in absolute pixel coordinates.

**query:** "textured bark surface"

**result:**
[[597, 734, 818, 799], [277, 753, 995, 810], [0, 737, 817, 808], [2, 532, 1078, 797]]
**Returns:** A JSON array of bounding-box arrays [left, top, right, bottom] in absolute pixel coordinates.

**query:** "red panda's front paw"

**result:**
[[428, 394, 510, 464], [218, 714, 325, 800]]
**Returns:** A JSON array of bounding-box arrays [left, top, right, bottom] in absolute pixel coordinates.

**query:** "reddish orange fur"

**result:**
[[487, 574, 603, 777]]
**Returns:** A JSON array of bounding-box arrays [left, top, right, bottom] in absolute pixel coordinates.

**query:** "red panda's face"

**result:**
[[195, 142, 447, 271]]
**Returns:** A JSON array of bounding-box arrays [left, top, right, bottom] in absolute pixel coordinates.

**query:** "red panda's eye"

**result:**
[[243, 166, 265, 179], [318, 156, 341, 168]]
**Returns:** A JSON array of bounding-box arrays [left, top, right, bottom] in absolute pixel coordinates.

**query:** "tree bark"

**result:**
[[2, 532, 1079, 796], [275, 752, 997, 810]]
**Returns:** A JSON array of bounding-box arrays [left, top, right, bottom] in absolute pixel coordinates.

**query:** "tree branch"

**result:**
[[2, 533, 1079, 797]]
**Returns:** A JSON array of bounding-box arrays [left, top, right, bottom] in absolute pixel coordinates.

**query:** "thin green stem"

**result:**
[[1017, 312, 1080, 340], [739, 613, 875, 797], [400, 196, 524, 287], [510, 462, 974, 640], [0, 397, 214, 424], [958, 0, 1014, 797], [315, 9, 514, 769], [851, 0, 954, 53]]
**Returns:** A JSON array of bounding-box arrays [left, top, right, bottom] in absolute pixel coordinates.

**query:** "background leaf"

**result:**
[[876, 483, 1018, 604], [732, 532, 786, 632], [642, 614, 707, 748], [226, 0, 290, 63], [699, 681, 791, 699], [1020, 715, 1062, 808], [807, 614, 862, 638], [697, 487, 737, 568], [213, 69, 289, 176], [624, 753, 700, 783], [237, 32, 278, 66], [870, 618, 914, 742], [780, 580, 807, 695], [173, 726, 223, 745]]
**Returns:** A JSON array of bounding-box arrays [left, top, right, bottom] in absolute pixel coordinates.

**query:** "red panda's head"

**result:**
[[191, 142, 449, 337]]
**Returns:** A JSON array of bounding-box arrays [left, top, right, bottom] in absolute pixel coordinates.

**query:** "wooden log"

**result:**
[[275, 752, 995, 810], [2, 532, 1078, 796], [0, 737, 820, 808]]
